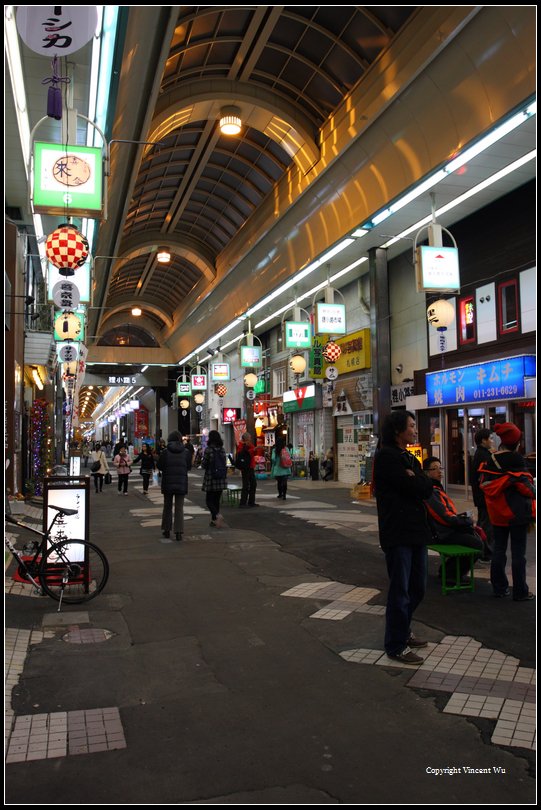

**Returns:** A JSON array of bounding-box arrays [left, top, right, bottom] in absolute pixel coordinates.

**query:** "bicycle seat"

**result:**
[[49, 505, 78, 516]]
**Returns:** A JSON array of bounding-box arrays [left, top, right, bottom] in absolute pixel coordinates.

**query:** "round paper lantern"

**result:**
[[215, 384, 227, 397], [289, 354, 307, 374], [46, 224, 89, 276], [244, 372, 258, 388], [427, 299, 455, 330], [55, 311, 82, 340], [323, 341, 342, 363]]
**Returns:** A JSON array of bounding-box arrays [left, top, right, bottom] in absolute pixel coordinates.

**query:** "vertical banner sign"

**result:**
[[134, 406, 149, 438]]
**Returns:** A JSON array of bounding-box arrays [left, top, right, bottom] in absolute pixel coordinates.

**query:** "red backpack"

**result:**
[[479, 458, 536, 526]]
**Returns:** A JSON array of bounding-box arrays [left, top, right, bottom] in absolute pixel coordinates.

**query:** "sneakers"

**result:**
[[407, 634, 428, 649], [175, 533, 183, 542], [162, 530, 170, 539], [387, 647, 424, 665], [493, 588, 510, 598], [513, 592, 535, 601], [209, 520, 217, 527], [215, 513, 225, 528]]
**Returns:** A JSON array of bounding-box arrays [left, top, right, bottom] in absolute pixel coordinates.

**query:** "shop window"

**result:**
[[273, 366, 287, 397], [458, 295, 476, 345], [498, 279, 519, 334]]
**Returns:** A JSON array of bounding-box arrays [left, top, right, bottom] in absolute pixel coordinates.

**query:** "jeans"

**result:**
[[141, 472, 151, 492], [384, 545, 427, 656], [118, 475, 129, 493], [93, 473, 104, 492], [491, 524, 529, 599], [240, 469, 257, 506], [162, 493, 185, 533]]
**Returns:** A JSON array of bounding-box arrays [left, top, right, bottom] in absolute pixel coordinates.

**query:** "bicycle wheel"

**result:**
[[39, 540, 109, 604]]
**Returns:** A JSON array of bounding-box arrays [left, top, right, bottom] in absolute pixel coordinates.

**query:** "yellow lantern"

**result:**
[[55, 311, 82, 340]]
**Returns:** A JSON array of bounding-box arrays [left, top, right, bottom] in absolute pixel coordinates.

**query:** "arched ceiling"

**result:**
[[91, 5, 416, 348]]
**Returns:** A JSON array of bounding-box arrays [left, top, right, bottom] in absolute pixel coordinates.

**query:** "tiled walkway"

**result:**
[[282, 582, 536, 752]]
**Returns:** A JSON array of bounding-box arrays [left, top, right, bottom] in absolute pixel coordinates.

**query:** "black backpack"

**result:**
[[234, 446, 251, 471], [210, 447, 227, 479]]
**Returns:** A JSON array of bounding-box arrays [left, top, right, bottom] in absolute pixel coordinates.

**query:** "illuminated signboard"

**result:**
[[282, 383, 322, 413], [240, 345, 262, 368], [177, 381, 192, 397], [284, 321, 312, 349], [315, 302, 346, 335], [415, 245, 460, 293], [191, 373, 207, 391], [211, 362, 230, 381], [426, 355, 535, 407], [222, 407, 242, 424], [33, 142, 103, 217]]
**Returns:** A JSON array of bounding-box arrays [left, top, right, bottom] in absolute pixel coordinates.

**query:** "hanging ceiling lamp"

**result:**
[[219, 106, 242, 135], [45, 223, 89, 276], [156, 247, 171, 263]]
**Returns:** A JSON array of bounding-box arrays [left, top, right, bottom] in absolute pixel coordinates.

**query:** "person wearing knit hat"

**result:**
[[480, 421, 535, 601], [494, 422, 522, 449]]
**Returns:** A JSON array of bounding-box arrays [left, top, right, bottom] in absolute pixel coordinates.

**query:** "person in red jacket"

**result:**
[[236, 432, 259, 508], [479, 422, 535, 601], [423, 457, 484, 583]]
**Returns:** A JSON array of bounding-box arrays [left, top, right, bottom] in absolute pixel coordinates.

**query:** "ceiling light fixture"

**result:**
[[157, 248, 171, 263], [219, 106, 242, 135], [131, 306, 142, 317]]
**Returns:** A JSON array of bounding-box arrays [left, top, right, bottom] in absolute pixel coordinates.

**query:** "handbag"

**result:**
[[91, 460, 101, 473], [104, 472, 112, 485]]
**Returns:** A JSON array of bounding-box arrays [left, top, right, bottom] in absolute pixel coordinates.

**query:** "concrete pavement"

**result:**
[[5, 471, 536, 804]]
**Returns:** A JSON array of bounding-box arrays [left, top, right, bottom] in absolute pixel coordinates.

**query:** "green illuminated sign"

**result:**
[[33, 142, 103, 217]]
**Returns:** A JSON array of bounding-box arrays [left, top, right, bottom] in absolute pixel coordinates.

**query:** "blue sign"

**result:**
[[426, 355, 536, 407]]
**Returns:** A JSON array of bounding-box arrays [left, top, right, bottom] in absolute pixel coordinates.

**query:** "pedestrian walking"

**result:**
[[82, 441, 90, 468], [470, 428, 495, 559], [478, 422, 536, 601], [113, 446, 132, 495], [235, 432, 259, 507], [372, 411, 433, 665], [321, 447, 334, 481], [158, 431, 191, 540], [422, 456, 484, 583], [202, 430, 228, 527], [271, 437, 292, 499], [90, 442, 108, 492], [132, 442, 156, 494]]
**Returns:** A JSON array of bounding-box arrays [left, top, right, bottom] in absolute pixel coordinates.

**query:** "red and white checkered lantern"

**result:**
[[46, 224, 89, 276], [323, 341, 342, 363], [215, 384, 227, 397]]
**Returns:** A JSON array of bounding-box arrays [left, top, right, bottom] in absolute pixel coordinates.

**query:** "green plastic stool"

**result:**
[[428, 544, 477, 595]]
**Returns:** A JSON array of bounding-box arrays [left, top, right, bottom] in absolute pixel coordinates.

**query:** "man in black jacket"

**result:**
[[373, 411, 433, 665], [470, 428, 494, 559], [158, 431, 192, 541]]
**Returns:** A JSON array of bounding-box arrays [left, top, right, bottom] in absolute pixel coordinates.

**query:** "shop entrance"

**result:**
[[445, 404, 508, 486]]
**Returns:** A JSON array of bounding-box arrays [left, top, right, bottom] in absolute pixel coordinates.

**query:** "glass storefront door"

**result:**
[[445, 404, 508, 486]]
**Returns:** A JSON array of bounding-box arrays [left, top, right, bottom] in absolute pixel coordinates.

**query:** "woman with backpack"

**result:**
[[202, 430, 228, 527], [271, 436, 292, 500]]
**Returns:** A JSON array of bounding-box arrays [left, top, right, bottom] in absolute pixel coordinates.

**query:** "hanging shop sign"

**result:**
[[177, 381, 192, 397], [33, 142, 103, 217], [48, 262, 90, 302], [211, 362, 230, 381], [107, 374, 138, 385], [53, 309, 85, 342], [240, 345, 262, 368], [17, 6, 98, 57], [57, 343, 79, 362], [315, 302, 346, 335], [134, 406, 149, 439], [426, 355, 536, 407], [309, 334, 329, 379], [284, 321, 312, 349], [191, 373, 207, 391], [415, 245, 460, 293], [282, 383, 321, 413]]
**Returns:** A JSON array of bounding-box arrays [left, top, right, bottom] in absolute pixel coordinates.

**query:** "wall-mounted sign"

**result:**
[[406, 444, 423, 463], [33, 142, 103, 217], [309, 334, 329, 378], [211, 362, 230, 381], [48, 262, 90, 302], [17, 6, 98, 56], [334, 329, 371, 373], [283, 383, 321, 413], [315, 302, 346, 335], [177, 381, 192, 397], [284, 321, 312, 349], [426, 355, 535, 407], [391, 382, 415, 407], [222, 407, 241, 424], [415, 245, 460, 293], [191, 374, 207, 391], [240, 345, 262, 368]]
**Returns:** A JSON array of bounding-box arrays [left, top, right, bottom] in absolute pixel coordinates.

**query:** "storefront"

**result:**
[[415, 354, 536, 490]]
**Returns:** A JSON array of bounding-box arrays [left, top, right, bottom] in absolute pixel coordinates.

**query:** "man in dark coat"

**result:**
[[157, 430, 192, 541], [373, 411, 433, 665], [470, 428, 494, 559]]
